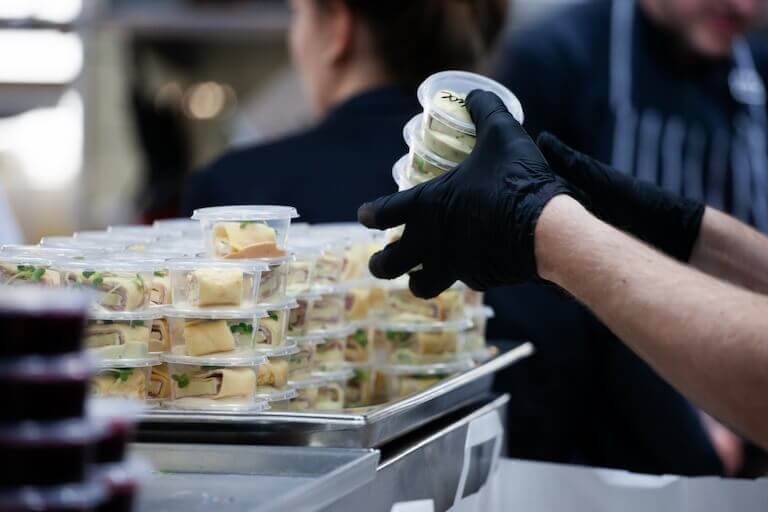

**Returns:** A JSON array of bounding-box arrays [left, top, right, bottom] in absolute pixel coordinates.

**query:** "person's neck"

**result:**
[[324, 65, 392, 113]]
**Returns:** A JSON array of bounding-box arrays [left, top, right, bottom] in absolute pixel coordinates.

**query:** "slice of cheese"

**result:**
[[183, 319, 235, 356], [204, 368, 255, 399], [189, 268, 243, 307], [85, 323, 150, 348], [416, 332, 457, 355], [213, 222, 279, 258]]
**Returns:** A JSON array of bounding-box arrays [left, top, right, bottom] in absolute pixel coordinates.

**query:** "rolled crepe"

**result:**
[[188, 268, 243, 307], [345, 288, 370, 321], [149, 319, 170, 353], [416, 332, 457, 355], [85, 322, 150, 348], [258, 267, 283, 302], [315, 382, 344, 410], [289, 345, 314, 375], [92, 341, 148, 359], [175, 368, 255, 399], [183, 319, 236, 356], [345, 330, 369, 363], [256, 314, 282, 346], [257, 360, 288, 389], [315, 253, 344, 283], [287, 261, 311, 291], [0, 264, 60, 286], [149, 365, 171, 399], [213, 222, 282, 258], [92, 369, 145, 399], [95, 275, 146, 311], [150, 273, 170, 305], [386, 292, 441, 321]]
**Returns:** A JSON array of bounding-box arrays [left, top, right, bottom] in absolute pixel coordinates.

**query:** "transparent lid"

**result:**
[[287, 334, 326, 346], [162, 352, 267, 367], [74, 230, 160, 244], [0, 244, 105, 259], [417, 70, 524, 136], [261, 297, 299, 311], [94, 357, 161, 369], [377, 317, 473, 332], [166, 257, 269, 272], [287, 374, 326, 388], [256, 387, 298, 402], [192, 205, 299, 221], [87, 309, 161, 322], [58, 258, 157, 272], [310, 325, 356, 339], [255, 340, 299, 358], [108, 225, 181, 238], [40, 236, 129, 251], [0, 254, 53, 266], [289, 290, 323, 301], [140, 247, 196, 259], [392, 154, 412, 190], [161, 306, 268, 320], [312, 368, 355, 383], [402, 114, 461, 170], [377, 359, 474, 376], [166, 397, 269, 413], [152, 218, 201, 232], [0, 285, 92, 314], [286, 239, 326, 258]]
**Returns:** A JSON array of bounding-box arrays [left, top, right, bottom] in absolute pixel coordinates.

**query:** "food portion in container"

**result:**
[[0, 255, 59, 286], [84, 311, 160, 359], [271, 377, 320, 411], [422, 95, 475, 161], [60, 260, 152, 312], [375, 359, 474, 400], [91, 359, 159, 401], [465, 306, 494, 352], [254, 299, 296, 348], [383, 286, 465, 323], [255, 343, 300, 399], [314, 369, 353, 410], [168, 258, 267, 310], [149, 318, 170, 353], [402, 114, 461, 184], [375, 319, 471, 365], [286, 335, 322, 378], [286, 242, 322, 294], [344, 287, 371, 322], [287, 292, 318, 336], [165, 308, 267, 358], [345, 326, 372, 364], [315, 328, 352, 369], [306, 291, 345, 331], [258, 257, 290, 303], [192, 205, 298, 259], [148, 363, 172, 401], [345, 365, 375, 408]]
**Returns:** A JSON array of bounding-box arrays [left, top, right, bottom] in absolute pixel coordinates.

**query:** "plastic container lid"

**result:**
[[377, 359, 474, 376], [0, 284, 92, 314], [309, 325, 356, 339], [287, 334, 326, 346], [166, 397, 270, 413], [166, 257, 269, 272], [377, 318, 473, 332], [74, 230, 160, 244], [153, 218, 201, 231], [161, 307, 268, 320], [162, 352, 267, 367], [260, 297, 299, 311], [94, 357, 161, 369], [256, 387, 298, 402], [289, 290, 324, 301], [109, 225, 181, 239], [192, 205, 299, 221], [286, 240, 326, 258], [417, 70, 524, 136], [312, 368, 355, 382], [40, 235, 131, 251], [87, 309, 161, 322], [255, 340, 299, 358], [288, 374, 328, 388], [59, 258, 157, 272]]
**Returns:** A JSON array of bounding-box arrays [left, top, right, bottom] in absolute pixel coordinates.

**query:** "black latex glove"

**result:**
[[537, 133, 706, 262], [358, 90, 579, 298]]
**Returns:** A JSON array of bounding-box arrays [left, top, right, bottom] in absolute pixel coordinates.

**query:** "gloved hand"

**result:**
[[537, 133, 706, 262], [358, 90, 579, 298]]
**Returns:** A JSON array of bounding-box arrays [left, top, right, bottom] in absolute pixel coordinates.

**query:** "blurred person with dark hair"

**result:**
[[492, 0, 768, 477], [182, 0, 506, 221]]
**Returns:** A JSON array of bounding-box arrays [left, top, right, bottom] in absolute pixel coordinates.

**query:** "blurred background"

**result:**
[[0, 0, 568, 242]]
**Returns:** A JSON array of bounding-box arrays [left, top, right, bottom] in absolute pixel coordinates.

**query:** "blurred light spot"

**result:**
[[0, 30, 82, 84], [185, 82, 227, 120], [0, 90, 83, 189], [0, 0, 82, 24], [154, 81, 184, 110]]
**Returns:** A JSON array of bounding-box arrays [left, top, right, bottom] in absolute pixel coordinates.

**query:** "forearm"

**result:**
[[690, 207, 768, 294], [536, 196, 768, 448]]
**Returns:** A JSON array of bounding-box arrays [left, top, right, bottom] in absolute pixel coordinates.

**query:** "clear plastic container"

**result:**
[[286, 335, 324, 378], [167, 258, 269, 310], [314, 369, 353, 411], [163, 354, 267, 412], [315, 326, 354, 370], [59, 259, 154, 312], [345, 325, 373, 364], [344, 286, 373, 322], [286, 241, 323, 294], [255, 298, 298, 349], [309, 225, 383, 283], [374, 318, 472, 365], [417, 70, 524, 138], [108, 224, 181, 240], [0, 244, 105, 260], [382, 285, 465, 323], [148, 363, 172, 401], [84, 310, 161, 360], [152, 218, 202, 238], [73, 231, 158, 252], [286, 292, 320, 336], [0, 419, 101, 489], [0, 254, 61, 287], [40, 235, 134, 253], [306, 290, 346, 332], [91, 358, 161, 401], [192, 205, 298, 259], [254, 255, 292, 304], [311, 238, 348, 287], [345, 364, 375, 408], [164, 308, 268, 358], [0, 355, 89, 423], [464, 305, 495, 352], [271, 375, 322, 411], [255, 342, 300, 401], [375, 359, 474, 401], [402, 114, 461, 183], [0, 286, 90, 358]]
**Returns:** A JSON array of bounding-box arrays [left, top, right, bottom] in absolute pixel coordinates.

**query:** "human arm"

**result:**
[[536, 195, 768, 449]]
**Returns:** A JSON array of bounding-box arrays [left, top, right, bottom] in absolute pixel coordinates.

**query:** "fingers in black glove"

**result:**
[[537, 132, 705, 262]]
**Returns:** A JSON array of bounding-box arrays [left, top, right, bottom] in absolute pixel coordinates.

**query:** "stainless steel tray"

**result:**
[[138, 341, 533, 448]]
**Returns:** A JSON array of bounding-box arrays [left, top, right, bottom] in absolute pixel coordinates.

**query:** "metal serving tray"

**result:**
[[138, 342, 533, 449]]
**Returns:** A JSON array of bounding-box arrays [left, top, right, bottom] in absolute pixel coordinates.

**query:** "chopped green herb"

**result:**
[[353, 329, 368, 347], [171, 373, 189, 388], [116, 368, 134, 382], [30, 267, 46, 282], [133, 274, 145, 291], [240, 221, 257, 229], [268, 311, 279, 321], [354, 369, 370, 381], [92, 275, 103, 287], [129, 320, 145, 328], [82, 270, 95, 279], [230, 322, 254, 335], [153, 271, 167, 278]]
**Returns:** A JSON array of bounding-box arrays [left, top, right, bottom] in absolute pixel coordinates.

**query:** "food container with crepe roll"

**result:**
[[192, 205, 298, 259], [286, 334, 324, 378], [374, 318, 473, 365], [270, 374, 322, 412], [286, 291, 319, 336], [116, 253, 177, 307], [309, 224, 383, 283], [0, 355, 89, 423], [375, 359, 474, 401], [163, 352, 268, 412], [256, 255, 292, 304], [381, 283, 466, 323], [84, 310, 161, 360], [108, 224, 182, 240], [315, 326, 354, 370], [285, 240, 323, 294], [59, 259, 154, 312], [417, 71, 523, 160], [464, 288, 484, 307], [152, 218, 202, 238], [309, 237, 347, 287], [313, 368, 353, 411], [254, 298, 298, 349], [167, 258, 269, 310], [345, 324, 373, 364], [342, 283, 374, 322], [0, 254, 60, 287], [73, 230, 159, 252], [164, 307, 268, 358], [0, 419, 101, 489], [254, 342, 300, 402], [0, 285, 90, 358], [401, 115, 460, 184], [144, 239, 204, 258], [306, 289, 346, 332], [345, 364, 375, 408], [39, 235, 134, 253], [464, 305, 495, 353], [91, 358, 160, 402]]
